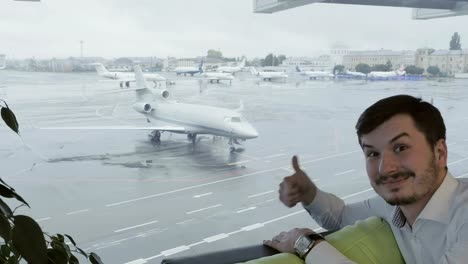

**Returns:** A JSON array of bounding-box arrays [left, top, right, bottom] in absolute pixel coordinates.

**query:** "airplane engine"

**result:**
[[159, 89, 170, 99], [132, 102, 152, 114]]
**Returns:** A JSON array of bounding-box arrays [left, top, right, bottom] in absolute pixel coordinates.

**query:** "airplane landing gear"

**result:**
[[149, 130, 161, 145], [228, 138, 244, 152], [187, 133, 197, 145]]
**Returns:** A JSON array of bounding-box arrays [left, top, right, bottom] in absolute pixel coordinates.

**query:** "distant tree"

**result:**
[[277, 55, 287, 65], [450, 32, 462, 50], [207, 49, 223, 58], [372, 64, 389, 71], [385, 60, 392, 71], [355, 63, 371, 74], [404, 65, 424, 75], [263, 53, 274, 67], [427, 66, 440, 76], [333, 65, 345, 75]]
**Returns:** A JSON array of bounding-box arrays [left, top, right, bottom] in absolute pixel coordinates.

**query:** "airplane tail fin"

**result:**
[[250, 67, 258, 76], [133, 64, 153, 102], [239, 58, 246, 68], [198, 59, 204, 73], [91, 63, 109, 76]]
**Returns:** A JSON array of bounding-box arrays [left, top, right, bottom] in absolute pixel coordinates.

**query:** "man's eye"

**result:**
[[395, 145, 408, 153], [366, 152, 378, 158]]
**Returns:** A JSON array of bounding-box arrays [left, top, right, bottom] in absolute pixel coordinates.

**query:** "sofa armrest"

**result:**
[[160, 230, 336, 264], [160, 244, 280, 264]]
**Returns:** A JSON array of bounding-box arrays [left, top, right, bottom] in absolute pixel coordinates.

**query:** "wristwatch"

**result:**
[[294, 233, 324, 258]]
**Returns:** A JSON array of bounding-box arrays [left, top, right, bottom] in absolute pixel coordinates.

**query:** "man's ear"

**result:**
[[434, 139, 448, 165]]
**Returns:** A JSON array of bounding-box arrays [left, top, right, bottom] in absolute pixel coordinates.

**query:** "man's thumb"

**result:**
[[292, 156, 302, 173]]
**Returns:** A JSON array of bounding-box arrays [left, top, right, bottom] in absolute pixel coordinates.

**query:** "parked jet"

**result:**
[[91, 63, 166, 88], [295, 66, 334, 80], [174, 60, 204, 76], [336, 70, 367, 79], [368, 66, 406, 79], [250, 67, 288, 81], [0, 55, 6, 70], [217, 58, 246, 75], [203, 71, 235, 84], [43, 65, 258, 151]]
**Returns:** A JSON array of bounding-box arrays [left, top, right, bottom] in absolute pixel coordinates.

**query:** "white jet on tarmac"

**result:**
[[43, 65, 258, 152], [91, 63, 166, 88], [250, 67, 288, 82], [217, 58, 246, 75]]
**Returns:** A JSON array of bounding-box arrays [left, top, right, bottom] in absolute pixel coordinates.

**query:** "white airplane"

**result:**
[[336, 70, 366, 79], [202, 71, 235, 84], [91, 63, 166, 88], [368, 66, 406, 79], [217, 58, 246, 75], [174, 60, 204, 76], [295, 66, 334, 80], [250, 67, 288, 81], [43, 65, 258, 152], [0, 54, 6, 70]]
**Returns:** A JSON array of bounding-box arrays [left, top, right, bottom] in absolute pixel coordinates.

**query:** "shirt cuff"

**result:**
[[302, 189, 328, 215], [305, 241, 356, 264]]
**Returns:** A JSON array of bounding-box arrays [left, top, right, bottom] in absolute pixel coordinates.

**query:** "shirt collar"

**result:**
[[391, 171, 458, 228]]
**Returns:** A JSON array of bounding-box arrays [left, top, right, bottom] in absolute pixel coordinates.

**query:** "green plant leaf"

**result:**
[[0, 184, 15, 198], [0, 214, 11, 241], [69, 255, 79, 264], [1, 107, 19, 135], [1, 244, 11, 258], [12, 215, 48, 264], [47, 248, 67, 264], [89, 252, 103, 264], [75, 247, 87, 258], [64, 234, 76, 247], [11, 192, 29, 208], [0, 199, 13, 218]]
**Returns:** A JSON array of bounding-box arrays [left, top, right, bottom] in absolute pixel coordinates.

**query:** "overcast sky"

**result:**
[[1, 0, 468, 59]]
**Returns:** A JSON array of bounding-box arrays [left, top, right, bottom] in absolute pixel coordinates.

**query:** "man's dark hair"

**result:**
[[356, 95, 446, 148]]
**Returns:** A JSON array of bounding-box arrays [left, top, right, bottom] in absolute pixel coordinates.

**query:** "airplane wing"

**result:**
[[40, 126, 187, 133]]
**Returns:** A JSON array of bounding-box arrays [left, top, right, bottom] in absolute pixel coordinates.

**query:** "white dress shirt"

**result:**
[[303, 172, 468, 264]]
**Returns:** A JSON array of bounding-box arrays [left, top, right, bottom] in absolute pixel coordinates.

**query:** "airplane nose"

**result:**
[[245, 127, 259, 139]]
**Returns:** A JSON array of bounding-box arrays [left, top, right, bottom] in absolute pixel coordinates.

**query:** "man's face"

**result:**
[[360, 114, 447, 206]]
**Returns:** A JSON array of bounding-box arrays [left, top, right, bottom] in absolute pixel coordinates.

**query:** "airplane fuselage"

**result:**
[[145, 101, 258, 140]]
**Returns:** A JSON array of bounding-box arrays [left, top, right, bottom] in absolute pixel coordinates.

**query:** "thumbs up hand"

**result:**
[[279, 156, 317, 207]]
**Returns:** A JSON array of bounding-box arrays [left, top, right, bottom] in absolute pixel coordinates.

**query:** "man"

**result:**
[[264, 95, 468, 263]]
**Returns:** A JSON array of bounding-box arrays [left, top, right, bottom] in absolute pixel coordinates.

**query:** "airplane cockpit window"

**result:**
[[231, 117, 242, 123]]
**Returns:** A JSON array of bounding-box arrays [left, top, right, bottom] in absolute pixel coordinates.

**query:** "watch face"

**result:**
[[296, 236, 312, 253]]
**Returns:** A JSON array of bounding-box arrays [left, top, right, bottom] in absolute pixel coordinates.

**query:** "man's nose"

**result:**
[[379, 152, 398, 175]]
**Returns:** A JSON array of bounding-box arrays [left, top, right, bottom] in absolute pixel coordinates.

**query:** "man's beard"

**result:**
[[376, 156, 438, 206]]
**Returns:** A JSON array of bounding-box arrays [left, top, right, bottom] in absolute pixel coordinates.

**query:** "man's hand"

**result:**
[[279, 156, 317, 207], [263, 228, 315, 254]]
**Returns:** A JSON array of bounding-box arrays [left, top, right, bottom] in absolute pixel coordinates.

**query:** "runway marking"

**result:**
[[35, 217, 51, 222], [227, 160, 250, 166], [237, 206, 256, 213], [161, 245, 190, 256], [193, 192, 212, 198], [114, 220, 158, 233], [176, 218, 196, 225], [241, 223, 264, 231], [66, 209, 89, 215], [263, 153, 286, 159], [248, 190, 274, 198], [334, 169, 355, 176], [448, 156, 468, 166], [262, 211, 305, 225], [124, 259, 147, 264], [340, 188, 374, 200], [186, 204, 222, 215], [456, 172, 468, 178], [106, 167, 280, 207], [302, 150, 361, 164], [203, 233, 228, 243], [252, 198, 276, 206]]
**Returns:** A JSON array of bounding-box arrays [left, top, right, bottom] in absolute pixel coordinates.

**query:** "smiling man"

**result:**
[[264, 95, 468, 263]]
